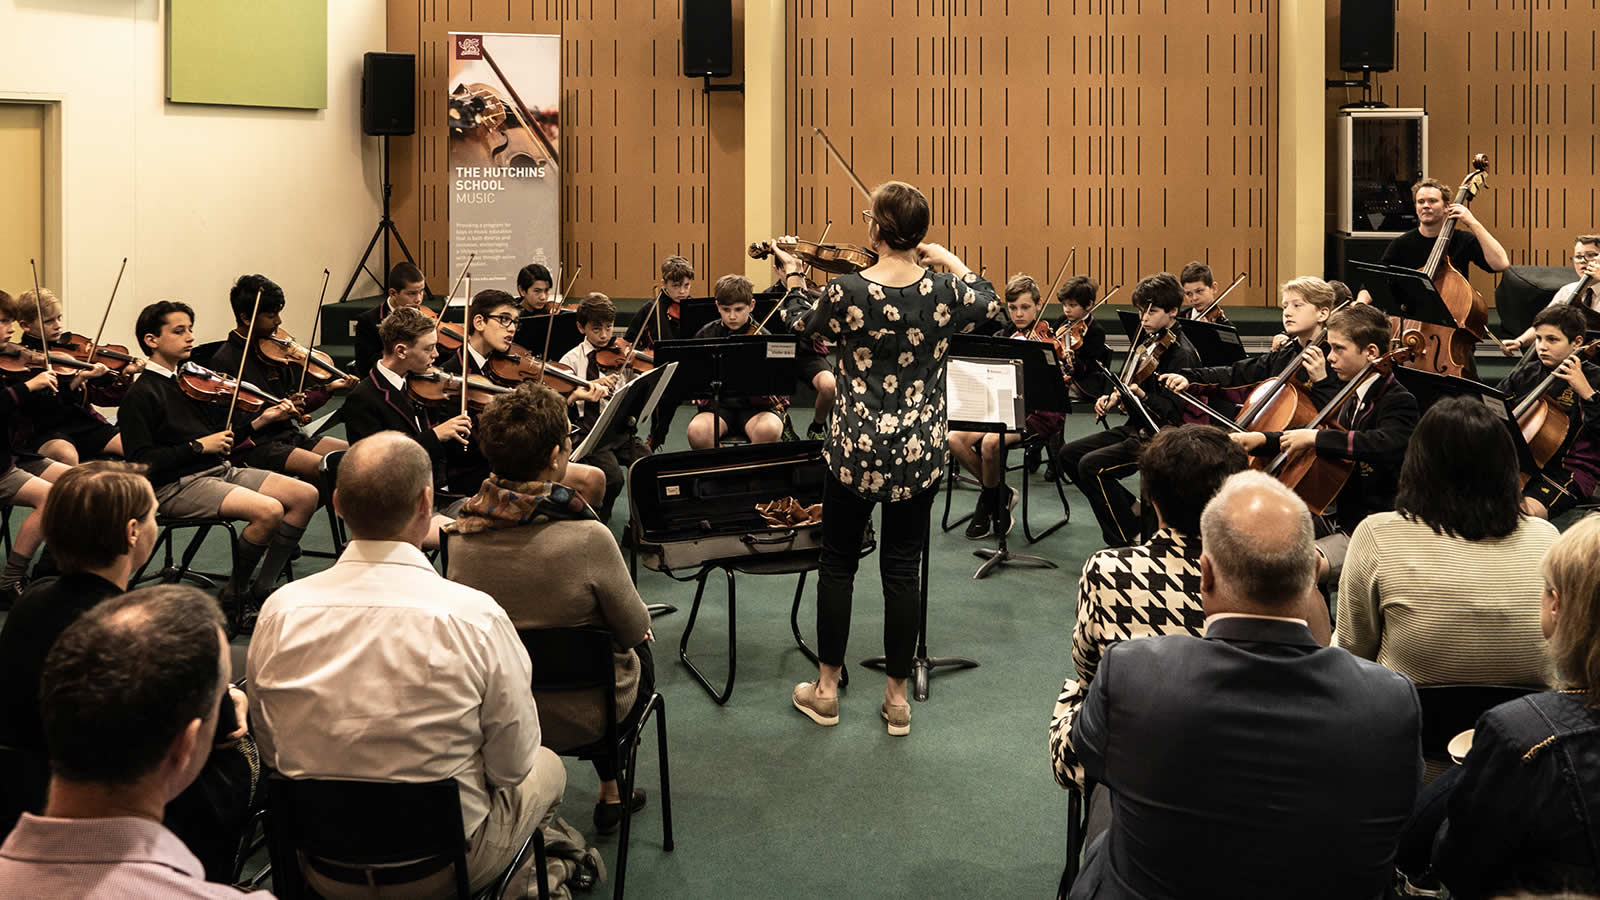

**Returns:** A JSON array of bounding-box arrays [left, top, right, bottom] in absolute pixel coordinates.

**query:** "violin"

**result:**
[[749, 238, 877, 276], [1120, 327, 1179, 386], [174, 362, 308, 423], [594, 338, 654, 374], [1059, 285, 1123, 360], [252, 328, 352, 385], [448, 82, 557, 170], [482, 344, 588, 398], [53, 333, 142, 375], [406, 369, 514, 412], [1261, 332, 1422, 512], [1394, 155, 1492, 377], [1513, 339, 1600, 472], [0, 343, 109, 378]]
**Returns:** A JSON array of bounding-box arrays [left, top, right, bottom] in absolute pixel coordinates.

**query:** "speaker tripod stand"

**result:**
[[339, 135, 418, 303]]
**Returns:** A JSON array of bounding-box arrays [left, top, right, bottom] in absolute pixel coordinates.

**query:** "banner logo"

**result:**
[[455, 35, 483, 59]]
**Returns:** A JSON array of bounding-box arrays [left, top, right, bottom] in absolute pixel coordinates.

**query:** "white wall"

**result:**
[[0, 0, 385, 345]]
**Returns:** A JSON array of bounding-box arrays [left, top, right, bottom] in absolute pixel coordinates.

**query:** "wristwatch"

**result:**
[[189, 439, 204, 454]]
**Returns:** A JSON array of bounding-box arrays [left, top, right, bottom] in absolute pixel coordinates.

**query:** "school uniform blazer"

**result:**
[[341, 368, 451, 495]]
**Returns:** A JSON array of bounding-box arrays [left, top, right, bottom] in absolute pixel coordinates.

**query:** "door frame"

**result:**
[[0, 93, 64, 297]]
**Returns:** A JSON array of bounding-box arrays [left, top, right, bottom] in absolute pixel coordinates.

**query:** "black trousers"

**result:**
[[585, 435, 651, 524], [1058, 424, 1148, 547], [816, 472, 936, 680], [590, 641, 655, 782]]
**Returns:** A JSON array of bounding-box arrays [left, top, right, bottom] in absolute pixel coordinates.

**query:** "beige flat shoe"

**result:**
[[793, 681, 839, 726], [881, 700, 911, 736]]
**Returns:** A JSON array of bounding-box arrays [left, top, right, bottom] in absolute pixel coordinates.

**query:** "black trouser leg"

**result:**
[[815, 473, 875, 670], [586, 446, 626, 524], [591, 642, 656, 782], [876, 483, 937, 680], [1059, 427, 1144, 547]]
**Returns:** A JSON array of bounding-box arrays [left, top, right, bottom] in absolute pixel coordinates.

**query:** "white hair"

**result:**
[[1199, 471, 1317, 607]]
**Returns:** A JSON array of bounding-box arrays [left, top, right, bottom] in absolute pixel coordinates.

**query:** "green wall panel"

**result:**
[[167, 0, 328, 110]]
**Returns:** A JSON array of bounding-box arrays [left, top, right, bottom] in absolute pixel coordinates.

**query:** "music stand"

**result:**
[[1349, 261, 1459, 329], [652, 335, 801, 448], [1177, 318, 1247, 366], [572, 364, 675, 463], [676, 297, 782, 339], [1392, 368, 1541, 480], [859, 476, 975, 702], [513, 311, 582, 361], [1093, 359, 1161, 434]]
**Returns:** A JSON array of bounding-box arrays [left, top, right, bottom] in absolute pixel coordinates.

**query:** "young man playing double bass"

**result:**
[[1228, 303, 1418, 580]]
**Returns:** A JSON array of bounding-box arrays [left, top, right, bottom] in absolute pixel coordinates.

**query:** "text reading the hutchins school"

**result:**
[[454, 165, 547, 203]]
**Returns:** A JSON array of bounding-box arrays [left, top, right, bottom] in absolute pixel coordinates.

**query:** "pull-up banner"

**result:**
[[447, 32, 562, 297]]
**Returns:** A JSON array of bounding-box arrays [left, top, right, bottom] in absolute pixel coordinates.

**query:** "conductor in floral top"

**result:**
[[775, 180, 1002, 737]]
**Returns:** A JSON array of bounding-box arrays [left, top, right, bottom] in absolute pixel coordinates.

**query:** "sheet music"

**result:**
[[572, 363, 676, 462], [946, 359, 1019, 429]]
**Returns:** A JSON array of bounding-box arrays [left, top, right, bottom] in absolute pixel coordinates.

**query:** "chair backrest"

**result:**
[[1416, 683, 1539, 757], [321, 448, 347, 483], [265, 771, 471, 897], [518, 626, 619, 745]]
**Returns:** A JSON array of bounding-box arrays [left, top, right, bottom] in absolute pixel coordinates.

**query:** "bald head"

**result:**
[[336, 431, 433, 542], [1199, 471, 1317, 612]]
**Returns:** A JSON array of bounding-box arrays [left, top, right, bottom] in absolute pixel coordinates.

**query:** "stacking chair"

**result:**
[[519, 626, 673, 899], [1416, 683, 1538, 768], [263, 772, 547, 900], [1056, 780, 1089, 899], [319, 449, 349, 555], [941, 433, 1070, 542]]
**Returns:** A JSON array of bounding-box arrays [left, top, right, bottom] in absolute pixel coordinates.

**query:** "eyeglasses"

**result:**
[[485, 314, 517, 329], [1576, 253, 1600, 263], [860, 209, 876, 223]]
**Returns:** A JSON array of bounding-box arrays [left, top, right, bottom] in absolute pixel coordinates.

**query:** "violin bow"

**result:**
[[297, 268, 332, 395], [438, 252, 477, 345], [1195, 271, 1248, 321], [87, 257, 128, 367], [225, 288, 264, 426], [756, 221, 835, 334], [477, 45, 559, 167], [813, 127, 873, 203], [1033, 248, 1078, 326], [560, 264, 582, 305], [1057, 284, 1123, 342], [28, 260, 53, 378]]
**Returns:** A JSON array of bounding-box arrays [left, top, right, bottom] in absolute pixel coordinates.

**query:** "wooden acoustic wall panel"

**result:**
[[787, 0, 951, 261], [387, 0, 742, 301], [947, 0, 1107, 293], [790, 0, 1274, 307], [1107, 0, 1273, 307], [1530, 1, 1598, 267]]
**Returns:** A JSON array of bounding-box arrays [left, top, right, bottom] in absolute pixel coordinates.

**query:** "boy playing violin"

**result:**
[[1495, 304, 1600, 519], [207, 275, 352, 485], [1179, 261, 1231, 326], [354, 262, 428, 377], [625, 256, 694, 449], [1056, 275, 1112, 403], [1058, 273, 1200, 547], [948, 274, 1053, 539], [440, 289, 607, 509], [14, 288, 139, 465], [559, 293, 649, 524], [687, 275, 786, 450], [1229, 302, 1418, 579], [1159, 275, 1341, 409], [120, 300, 320, 620], [0, 291, 72, 605]]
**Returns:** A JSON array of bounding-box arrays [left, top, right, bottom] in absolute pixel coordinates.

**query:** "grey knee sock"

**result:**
[[250, 521, 306, 597], [229, 537, 270, 597]]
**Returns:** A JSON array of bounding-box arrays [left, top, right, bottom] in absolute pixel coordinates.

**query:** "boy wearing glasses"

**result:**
[[441, 290, 607, 510], [1501, 235, 1600, 354]]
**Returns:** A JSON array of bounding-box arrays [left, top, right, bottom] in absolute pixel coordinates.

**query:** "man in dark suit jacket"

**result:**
[[1070, 470, 1420, 900], [353, 262, 429, 377]]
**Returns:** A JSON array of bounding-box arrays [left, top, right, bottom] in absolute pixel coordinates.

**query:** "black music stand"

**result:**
[[652, 335, 801, 448], [860, 481, 975, 703], [512, 311, 582, 361], [1178, 318, 1248, 366], [1349, 261, 1459, 330], [1392, 369, 1541, 480], [947, 334, 1072, 573], [675, 297, 782, 339], [1094, 359, 1161, 434]]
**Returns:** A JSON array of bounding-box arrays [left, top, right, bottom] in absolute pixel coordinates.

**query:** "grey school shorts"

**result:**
[[155, 463, 271, 520]]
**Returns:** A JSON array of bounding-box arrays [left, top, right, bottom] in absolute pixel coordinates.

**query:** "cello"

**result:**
[[1512, 338, 1600, 472], [1393, 155, 1492, 377]]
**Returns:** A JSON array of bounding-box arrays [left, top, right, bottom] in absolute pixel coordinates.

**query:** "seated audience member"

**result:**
[[447, 382, 654, 835], [0, 462, 256, 880], [1071, 471, 1421, 899], [686, 275, 787, 449], [0, 585, 265, 899], [1426, 515, 1600, 898], [1337, 396, 1556, 690], [1049, 425, 1251, 788], [249, 432, 564, 899]]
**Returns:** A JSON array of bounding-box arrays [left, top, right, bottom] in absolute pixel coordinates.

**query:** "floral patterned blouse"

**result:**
[[781, 269, 1002, 501]]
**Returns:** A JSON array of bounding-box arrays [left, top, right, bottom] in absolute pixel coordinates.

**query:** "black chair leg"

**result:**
[[940, 458, 978, 533], [1023, 462, 1071, 544], [653, 696, 674, 853], [788, 571, 846, 688], [678, 566, 737, 704], [614, 734, 638, 900], [1060, 785, 1084, 898]]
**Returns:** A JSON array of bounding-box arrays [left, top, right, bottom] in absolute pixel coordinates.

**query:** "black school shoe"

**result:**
[[593, 788, 647, 835]]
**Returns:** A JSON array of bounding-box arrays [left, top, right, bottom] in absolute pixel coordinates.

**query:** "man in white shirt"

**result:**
[[0, 584, 267, 899], [249, 431, 564, 899]]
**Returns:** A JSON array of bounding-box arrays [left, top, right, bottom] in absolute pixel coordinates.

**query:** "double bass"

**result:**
[[1393, 155, 1493, 377]]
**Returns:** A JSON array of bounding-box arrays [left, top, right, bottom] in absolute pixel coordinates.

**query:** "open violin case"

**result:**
[[628, 441, 828, 575]]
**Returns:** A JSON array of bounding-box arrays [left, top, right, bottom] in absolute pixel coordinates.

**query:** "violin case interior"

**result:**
[[629, 440, 827, 574]]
